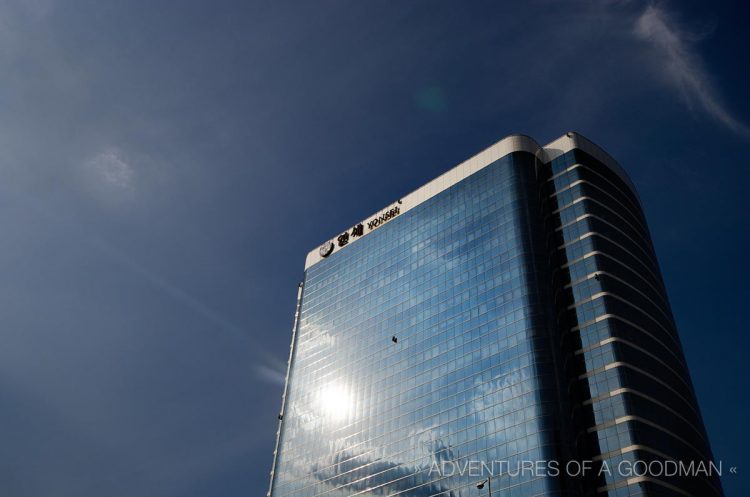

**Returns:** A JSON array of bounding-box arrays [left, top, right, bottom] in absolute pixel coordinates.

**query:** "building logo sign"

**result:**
[[367, 205, 400, 230], [320, 203, 402, 257], [319, 241, 334, 258]]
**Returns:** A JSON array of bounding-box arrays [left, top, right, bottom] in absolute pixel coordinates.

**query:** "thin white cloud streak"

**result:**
[[634, 5, 750, 139], [88, 235, 254, 343], [254, 363, 287, 385], [6, 181, 261, 349]]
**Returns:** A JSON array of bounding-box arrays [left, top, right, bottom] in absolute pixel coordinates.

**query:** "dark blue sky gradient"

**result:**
[[0, 1, 748, 496]]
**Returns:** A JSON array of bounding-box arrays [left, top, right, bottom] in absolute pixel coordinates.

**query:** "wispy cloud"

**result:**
[[634, 5, 750, 139], [86, 148, 134, 189], [252, 351, 288, 385], [254, 363, 287, 386]]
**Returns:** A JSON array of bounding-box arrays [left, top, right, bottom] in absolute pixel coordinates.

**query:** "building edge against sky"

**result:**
[[269, 132, 723, 497], [303, 133, 637, 270]]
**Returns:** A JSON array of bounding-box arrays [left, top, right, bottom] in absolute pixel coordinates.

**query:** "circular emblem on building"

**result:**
[[319, 241, 334, 258]]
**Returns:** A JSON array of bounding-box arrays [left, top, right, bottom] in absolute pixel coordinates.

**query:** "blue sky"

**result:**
[[0, 1, 748, 496]]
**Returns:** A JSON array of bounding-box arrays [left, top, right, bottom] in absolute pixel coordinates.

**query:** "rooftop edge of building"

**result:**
[[546, 131, 641, 203], [304, 132, 639, 270]]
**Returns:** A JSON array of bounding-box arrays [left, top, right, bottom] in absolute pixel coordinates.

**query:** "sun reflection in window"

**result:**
[[316, 381, 353, 422]]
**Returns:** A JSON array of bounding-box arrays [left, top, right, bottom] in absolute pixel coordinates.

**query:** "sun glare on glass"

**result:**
[[316, 382, 353, 422]]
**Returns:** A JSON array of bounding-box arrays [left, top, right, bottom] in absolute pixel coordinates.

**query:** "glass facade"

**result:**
[[544, 148, 723, 497], [268, 134, 723, 497]]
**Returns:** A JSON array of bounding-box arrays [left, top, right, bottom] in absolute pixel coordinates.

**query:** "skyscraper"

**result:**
[[268, 133, 723, 497]]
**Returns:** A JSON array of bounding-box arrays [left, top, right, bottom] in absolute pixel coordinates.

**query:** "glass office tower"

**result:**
[[268, 133, 723, 497]]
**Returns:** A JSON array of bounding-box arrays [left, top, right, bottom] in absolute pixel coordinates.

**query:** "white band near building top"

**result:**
[[304, 132, 638, 270]]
